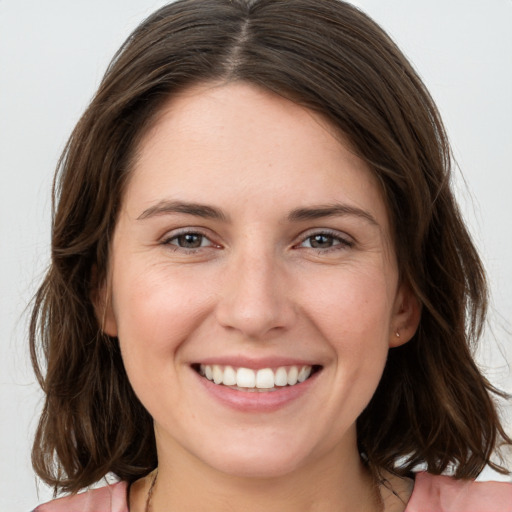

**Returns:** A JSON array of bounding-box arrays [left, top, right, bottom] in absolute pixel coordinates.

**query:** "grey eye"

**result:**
[[172, 233, 207, 248], [309, 234, 335, 248], [302, 234, 340, 249]]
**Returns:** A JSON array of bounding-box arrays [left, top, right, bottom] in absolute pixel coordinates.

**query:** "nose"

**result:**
[[215, 249, 296, 340]]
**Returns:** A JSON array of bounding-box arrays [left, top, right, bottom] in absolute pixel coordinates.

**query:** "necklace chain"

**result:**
[[143, 469, 396, 512], [144, 469, 158, 512]]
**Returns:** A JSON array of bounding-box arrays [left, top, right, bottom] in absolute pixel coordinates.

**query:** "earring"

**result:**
[[395, 331, 400, 338]]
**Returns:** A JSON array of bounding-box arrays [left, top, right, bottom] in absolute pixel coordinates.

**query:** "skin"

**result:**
[[99, 82, 420, 511]]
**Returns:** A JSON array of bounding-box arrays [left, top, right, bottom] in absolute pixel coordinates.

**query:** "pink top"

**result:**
[[33, 472, 512, 511], [405, 472, 512, 511]]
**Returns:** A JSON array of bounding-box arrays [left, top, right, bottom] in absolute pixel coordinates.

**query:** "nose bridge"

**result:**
[[216, 241, 294, 338]]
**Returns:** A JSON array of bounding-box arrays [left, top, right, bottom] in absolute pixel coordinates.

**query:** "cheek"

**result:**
[[112, 264, 214, 367], [303, 265, 395, 346], [304, 267, 393, 399]]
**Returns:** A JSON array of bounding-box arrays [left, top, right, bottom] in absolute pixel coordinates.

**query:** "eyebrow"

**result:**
[[137, 200, 229, 221], [287, 204, 379, 226], [137, 200, 378, 227]]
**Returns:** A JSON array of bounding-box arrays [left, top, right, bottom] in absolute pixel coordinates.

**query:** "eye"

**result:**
[[163, 231, 214, 250], [298, 231, 353, 251]]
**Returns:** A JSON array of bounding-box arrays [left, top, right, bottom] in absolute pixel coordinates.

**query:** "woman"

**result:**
[[31, 0, 511, 510]]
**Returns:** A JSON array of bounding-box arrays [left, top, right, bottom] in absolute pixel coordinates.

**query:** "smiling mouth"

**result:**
[[193, 364, 322, 392]]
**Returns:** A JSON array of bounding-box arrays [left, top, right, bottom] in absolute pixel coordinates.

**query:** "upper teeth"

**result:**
[[199, 364, 313, 389]]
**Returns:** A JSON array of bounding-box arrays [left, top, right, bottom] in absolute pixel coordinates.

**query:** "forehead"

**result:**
[[124, 81, 389, 229]]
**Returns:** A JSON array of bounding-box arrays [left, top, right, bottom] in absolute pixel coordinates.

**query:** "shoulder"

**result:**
[[406, 472, 512, 512], [32, 481, 129, 512]]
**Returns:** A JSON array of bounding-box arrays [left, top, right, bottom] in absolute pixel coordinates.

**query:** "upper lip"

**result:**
[[192, 356, 322, 370]]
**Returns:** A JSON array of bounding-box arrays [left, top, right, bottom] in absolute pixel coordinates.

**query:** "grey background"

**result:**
[[1, 0, 511, 509]]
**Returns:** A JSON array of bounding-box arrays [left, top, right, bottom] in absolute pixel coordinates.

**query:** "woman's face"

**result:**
[[102, 82, 418, 478]]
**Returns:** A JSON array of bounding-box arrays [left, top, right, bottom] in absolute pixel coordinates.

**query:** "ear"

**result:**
[[90, 265, 118, 337], [389, 281, 421, 348]]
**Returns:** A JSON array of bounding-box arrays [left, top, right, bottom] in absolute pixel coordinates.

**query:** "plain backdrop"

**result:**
[[1, 0, 511, 509]]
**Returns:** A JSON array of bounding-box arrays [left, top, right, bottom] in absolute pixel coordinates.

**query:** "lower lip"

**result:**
[[194, 370, 320, 412]]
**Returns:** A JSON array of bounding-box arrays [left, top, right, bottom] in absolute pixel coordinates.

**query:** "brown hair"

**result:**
[[30, 0, 510, 494]]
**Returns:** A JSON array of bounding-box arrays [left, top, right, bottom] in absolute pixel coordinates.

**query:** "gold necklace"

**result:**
[[143, 470, 395, 512], [144, 469, 158, 512]]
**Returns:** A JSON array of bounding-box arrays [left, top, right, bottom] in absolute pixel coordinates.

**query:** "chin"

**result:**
[[190, 435, 324, 480]]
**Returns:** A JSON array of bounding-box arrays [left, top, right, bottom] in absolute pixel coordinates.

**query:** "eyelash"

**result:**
[[295, 230, 354, 253], [161, 228, 354, 255], [161, 229, 216, 252]]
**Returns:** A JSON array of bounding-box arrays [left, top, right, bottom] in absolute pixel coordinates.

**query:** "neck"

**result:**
[[140, 441, 382, 512]]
